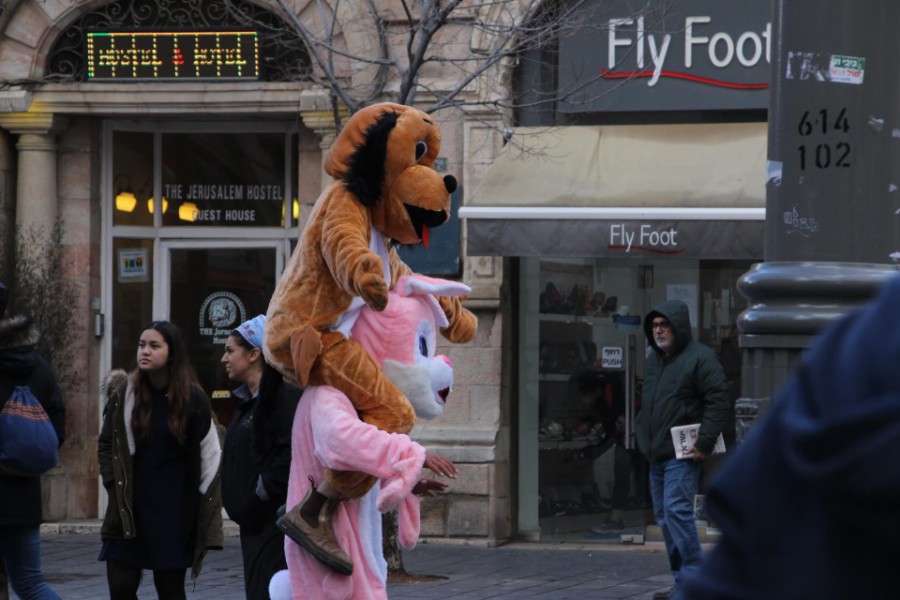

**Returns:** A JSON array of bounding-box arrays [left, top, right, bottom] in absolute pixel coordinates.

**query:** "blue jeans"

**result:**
[[649, 458, 703, 590], [0, 525, 61, 600]]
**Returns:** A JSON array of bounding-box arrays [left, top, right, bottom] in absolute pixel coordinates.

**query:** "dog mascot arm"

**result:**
[[320, 194, 388, 311]]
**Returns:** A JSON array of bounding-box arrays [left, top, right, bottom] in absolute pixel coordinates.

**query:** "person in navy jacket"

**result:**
[[679, 274, 900, 599]]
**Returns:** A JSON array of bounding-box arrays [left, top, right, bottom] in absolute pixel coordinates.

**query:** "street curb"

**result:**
[[39, 522, 708, 553], [41, 519, 241, 537]]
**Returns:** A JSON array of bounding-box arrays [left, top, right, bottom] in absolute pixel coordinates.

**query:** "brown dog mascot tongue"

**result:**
[[263, 103, 477, 574]]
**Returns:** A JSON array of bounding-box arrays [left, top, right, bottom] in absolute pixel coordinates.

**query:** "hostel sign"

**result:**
[[86, 31, 259, 80]]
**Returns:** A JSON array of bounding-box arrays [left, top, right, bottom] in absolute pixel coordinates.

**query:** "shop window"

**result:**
[[396, 187, 463, 276], [112, 132, 154, 227], [520, 257, 753, 542], [111, 239, 154, 370]]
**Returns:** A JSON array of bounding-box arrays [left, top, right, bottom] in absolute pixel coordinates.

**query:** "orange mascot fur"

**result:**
[[263, 103, 477, 499]]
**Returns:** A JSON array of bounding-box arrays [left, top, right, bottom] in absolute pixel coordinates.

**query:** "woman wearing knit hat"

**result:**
[[221, 315, 301, 599]]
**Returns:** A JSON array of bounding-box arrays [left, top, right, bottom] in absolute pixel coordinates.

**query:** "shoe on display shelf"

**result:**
[[590, 517, 625, 533]]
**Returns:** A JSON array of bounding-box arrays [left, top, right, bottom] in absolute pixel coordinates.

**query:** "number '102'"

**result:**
[[797, 143, 851, 170]]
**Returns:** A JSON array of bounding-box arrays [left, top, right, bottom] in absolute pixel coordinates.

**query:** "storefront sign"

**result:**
[[86, 31, 259, 80], [558, 0, 771, 112], [609, 224, 682, 255], [466, 219, 763, 259], [198, 291, 247, 345], [166, 183, 282, 202], [164, 183, 282, 224]]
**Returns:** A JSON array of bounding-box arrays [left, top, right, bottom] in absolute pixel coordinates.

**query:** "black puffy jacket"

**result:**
[[635, 299, 728, 461], [222, 365, 300, 533]]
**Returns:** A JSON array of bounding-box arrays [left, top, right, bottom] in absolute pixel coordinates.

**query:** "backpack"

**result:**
[[0, 385, 59, 477]]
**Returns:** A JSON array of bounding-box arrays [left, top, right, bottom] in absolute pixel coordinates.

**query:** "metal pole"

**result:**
[[737, 0, 900, 438], [624, 332, 636, 450]]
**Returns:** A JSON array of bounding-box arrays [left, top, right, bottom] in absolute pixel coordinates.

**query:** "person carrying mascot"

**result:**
[[263, 102, 477, 574]]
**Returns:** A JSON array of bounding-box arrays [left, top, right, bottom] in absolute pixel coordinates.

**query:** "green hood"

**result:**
[[643, 299, 692, 355]]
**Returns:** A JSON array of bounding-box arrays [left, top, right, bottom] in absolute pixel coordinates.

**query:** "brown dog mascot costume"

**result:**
[[264, 103, 477, 573]]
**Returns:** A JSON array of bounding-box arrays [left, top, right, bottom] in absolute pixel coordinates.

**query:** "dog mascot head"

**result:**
[[325, 102, 458, 247]]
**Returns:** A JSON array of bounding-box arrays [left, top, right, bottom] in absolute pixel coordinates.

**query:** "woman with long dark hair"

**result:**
[[221, 315, 300, 599], [98, 320, 223, 599]]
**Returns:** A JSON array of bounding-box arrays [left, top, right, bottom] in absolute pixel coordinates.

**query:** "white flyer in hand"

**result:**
[[671, 423, 726, 459]]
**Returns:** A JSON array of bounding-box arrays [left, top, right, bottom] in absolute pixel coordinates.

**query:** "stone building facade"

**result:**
[[0, 0, 512, 544]]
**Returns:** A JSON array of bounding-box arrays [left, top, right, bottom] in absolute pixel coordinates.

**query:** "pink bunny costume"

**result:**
[[277, 275, 469, 600]]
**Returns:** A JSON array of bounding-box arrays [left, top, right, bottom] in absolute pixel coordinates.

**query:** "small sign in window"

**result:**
[[601, 346, 624, 369], [117, 248, 149, 282]]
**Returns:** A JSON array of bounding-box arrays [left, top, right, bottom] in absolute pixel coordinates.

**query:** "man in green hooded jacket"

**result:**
[[636, 299, 728, 599]]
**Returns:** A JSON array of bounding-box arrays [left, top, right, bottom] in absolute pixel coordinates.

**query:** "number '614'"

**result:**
[[798, 108, 850, 136]]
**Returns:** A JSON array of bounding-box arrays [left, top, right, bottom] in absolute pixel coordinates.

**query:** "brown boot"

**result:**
[[277, 485, 353, 576]]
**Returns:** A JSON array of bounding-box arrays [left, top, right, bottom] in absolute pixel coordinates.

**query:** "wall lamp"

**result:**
[[114, 174, 137, 213], [148, 197, 169, 214], [178, 201, 198, 222]]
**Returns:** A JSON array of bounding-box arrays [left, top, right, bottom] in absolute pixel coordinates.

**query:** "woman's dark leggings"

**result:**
[[106, 560, 186, 600]]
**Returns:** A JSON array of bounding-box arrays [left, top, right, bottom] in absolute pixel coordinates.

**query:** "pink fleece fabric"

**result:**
[[285, 385, 426, 600]]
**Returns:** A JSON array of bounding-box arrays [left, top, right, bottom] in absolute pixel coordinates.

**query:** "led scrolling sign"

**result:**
[[86, 31, 259, 80]]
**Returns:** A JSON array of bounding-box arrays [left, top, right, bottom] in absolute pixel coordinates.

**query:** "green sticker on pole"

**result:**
[[829, 55, 865, 85]]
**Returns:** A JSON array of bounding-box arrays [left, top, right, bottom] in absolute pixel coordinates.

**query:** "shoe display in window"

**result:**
[[590, 517, 625, 533]]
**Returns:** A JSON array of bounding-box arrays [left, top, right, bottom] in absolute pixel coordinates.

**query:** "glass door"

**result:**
[[520, 257, 755, 544], [520, 258, 649, 544], [160, 241, 280, 425]]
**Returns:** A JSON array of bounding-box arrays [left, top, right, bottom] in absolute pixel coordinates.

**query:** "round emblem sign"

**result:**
[[198, 291, 247, 344]]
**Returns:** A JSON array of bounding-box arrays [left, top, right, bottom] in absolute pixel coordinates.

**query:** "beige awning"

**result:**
[[461, 122, 768, 257]]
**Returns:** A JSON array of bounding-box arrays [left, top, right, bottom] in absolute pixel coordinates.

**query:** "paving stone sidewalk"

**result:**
[[34, 530, 673, 599]]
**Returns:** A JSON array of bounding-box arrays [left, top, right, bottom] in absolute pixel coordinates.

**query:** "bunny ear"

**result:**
[[396, 275, 471, 298]]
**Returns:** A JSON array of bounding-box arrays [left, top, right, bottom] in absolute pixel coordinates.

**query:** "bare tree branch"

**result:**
[[272, 0, 360, 115]]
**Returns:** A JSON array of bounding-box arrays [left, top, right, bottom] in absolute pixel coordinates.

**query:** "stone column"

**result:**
[[0, 113, 70, 520], [737, 1, 899, 439], [0, 113, 68, 273], [459, 114, 509, 541], [297, 107, 345, 230], [298, 107, 343, 164]]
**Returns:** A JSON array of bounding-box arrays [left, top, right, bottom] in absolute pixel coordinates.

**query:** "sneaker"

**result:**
[[653, 586, 674, 599], [590, 517, 625, 533]]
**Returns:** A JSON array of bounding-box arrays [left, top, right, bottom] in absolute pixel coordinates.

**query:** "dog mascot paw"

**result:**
[[264, 102, 477, 498]]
